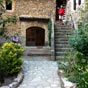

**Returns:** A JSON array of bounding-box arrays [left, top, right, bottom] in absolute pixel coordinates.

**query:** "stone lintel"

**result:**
[[19, 15, 50, 22]]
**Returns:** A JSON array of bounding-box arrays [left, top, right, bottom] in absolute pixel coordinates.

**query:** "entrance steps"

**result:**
[[23, 47, 51, 57], [55, 23, 72, 60]]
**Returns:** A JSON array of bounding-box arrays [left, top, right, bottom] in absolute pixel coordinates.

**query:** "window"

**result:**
[[6, 0, 12, 10], [74, 0, 76, 10], [78, 0, 81, 5]]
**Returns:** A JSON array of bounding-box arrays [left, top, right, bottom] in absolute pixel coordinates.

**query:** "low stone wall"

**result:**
[[0, 72, 24, 88], [58, 70, 76, 88]]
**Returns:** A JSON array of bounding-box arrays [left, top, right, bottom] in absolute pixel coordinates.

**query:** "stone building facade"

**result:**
[[3, 0, 56, 46], [3, 0, 85, 46]]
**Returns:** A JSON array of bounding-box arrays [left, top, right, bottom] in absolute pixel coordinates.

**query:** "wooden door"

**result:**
[[36, 29, 45, 46], [26, 27, 45, 46], [26, 29, 36, 46]]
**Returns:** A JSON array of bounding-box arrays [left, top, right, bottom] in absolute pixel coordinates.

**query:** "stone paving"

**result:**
[[18, 56, 62, 88]]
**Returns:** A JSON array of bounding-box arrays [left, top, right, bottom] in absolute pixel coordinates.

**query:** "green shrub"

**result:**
[[71, 52, 88, 88], [57, 49, 88, 88], [0, 42, 24, 76], [69, 28, 88, 56], [58, 51, 77, 74]]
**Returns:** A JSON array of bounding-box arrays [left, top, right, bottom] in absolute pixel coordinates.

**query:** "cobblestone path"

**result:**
[[18, 56, 62, 88]]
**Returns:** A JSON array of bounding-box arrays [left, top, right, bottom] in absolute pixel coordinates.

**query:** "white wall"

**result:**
[[65, 0, 85, 28]]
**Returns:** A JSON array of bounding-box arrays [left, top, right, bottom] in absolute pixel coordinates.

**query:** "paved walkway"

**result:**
[[18, 56, 62, 88]]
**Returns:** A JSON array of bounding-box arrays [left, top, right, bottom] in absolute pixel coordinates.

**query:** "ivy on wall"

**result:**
[[0, 0, 17, 35], [48, 19, 52, 46]]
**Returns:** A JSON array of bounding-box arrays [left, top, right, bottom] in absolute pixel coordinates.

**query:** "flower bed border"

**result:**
[[0, 71, 24, 88]]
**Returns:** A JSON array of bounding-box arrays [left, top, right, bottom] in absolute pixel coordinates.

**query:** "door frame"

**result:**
[[26, 27, 45, 46]]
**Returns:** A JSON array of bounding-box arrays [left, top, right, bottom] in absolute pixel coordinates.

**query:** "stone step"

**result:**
[[55, 44, 71, 48], [56, 52, 67, 56], [55, 41, 70, 44], [55, 38, 69, 40], [55, 47, 71, 52], [55, 23, 71, 27], [55, 31, 72, 35], [55, 49, 71, 53], [55, 30, 71, 32], [55, 56, 65, 60], [55, 48, 72, 51], [54, 38, 68, 41], [55, 27, 71, 30], [55, 35, 68, 39], [54, 24, 72, 61], [55, 32, 71, 35], [24, 47, 51, 56]]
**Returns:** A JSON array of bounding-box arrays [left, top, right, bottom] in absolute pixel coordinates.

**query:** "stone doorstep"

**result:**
[[0, 72, 24, 88], [58, 70, 76, 88]]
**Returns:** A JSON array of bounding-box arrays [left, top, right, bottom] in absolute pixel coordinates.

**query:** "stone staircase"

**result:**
[[54, 23, 72, 60], [23, 47, 52, 60]]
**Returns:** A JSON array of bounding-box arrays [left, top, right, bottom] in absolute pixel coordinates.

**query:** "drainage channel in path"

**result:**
[[18, 56, 62, 88]]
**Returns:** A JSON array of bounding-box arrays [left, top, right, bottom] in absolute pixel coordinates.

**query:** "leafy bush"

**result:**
[[57, 51, 78, 77], [71, 52, 88, 88], [58, 51, 88, 88], [0, 42, 24, 76], [62, 23, 88, 87], [69, 27, 88, 56]]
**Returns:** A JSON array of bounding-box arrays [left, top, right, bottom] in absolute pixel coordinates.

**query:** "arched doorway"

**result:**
[[56, 0, 67, 20], [26, 27, 45, 46]]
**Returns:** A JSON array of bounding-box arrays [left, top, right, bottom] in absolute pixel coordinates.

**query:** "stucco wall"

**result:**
[[66, 0, 85, 28]]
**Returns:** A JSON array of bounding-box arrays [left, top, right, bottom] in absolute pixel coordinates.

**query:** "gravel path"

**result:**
[[18, 56, 62, 88]]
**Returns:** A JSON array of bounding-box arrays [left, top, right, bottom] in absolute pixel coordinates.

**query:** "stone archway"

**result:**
[[56, 0, 67, 20], [26, 27, 45, 46]]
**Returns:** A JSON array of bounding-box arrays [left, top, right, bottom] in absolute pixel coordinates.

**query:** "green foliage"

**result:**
[[0, 42, 24, 76], [85, 0, 88, 10], [0, 0, 17, 35], [78, 67, 88, 88], [69, 27, 88, 56], [58, 51, 78, 76], [71, 53, 88, 88], [48, 19, 52, 46], [80, 0, 88, 23], [57, 1, 88, 87], [6, 0, 12, 4], [58, 50, 88, 88], [4, 15, 17, 24], [58, 22, 88, 87]]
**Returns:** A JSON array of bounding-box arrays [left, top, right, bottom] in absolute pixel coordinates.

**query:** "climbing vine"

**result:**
[[0, 0, 17, 35]]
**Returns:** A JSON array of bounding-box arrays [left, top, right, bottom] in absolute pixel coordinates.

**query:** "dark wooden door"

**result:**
[[36, 29, 45, 46], [26, 27, 45, 46], [26, 29, 36, 46]]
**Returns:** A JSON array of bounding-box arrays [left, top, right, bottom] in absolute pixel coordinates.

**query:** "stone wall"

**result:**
[[4, 0, 56, 17], [19, 17, 49, 45], [2, 0, 56, 46]]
